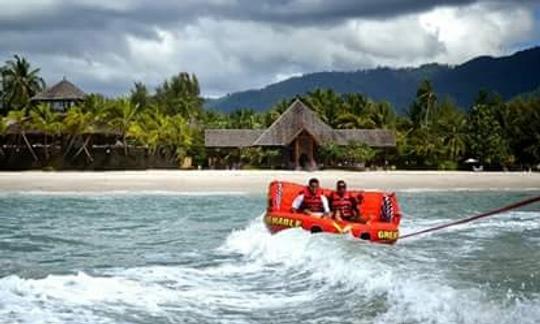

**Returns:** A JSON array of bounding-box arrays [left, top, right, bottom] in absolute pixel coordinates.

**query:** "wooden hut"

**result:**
[[31, 78, 86, 112], [205, 99, 395, 169]]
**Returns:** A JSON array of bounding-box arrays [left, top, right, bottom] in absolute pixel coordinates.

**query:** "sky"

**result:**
[[0, 0, 539, 98]]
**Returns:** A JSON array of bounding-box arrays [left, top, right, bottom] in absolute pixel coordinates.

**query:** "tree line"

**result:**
[[0, 54, 539, 170]]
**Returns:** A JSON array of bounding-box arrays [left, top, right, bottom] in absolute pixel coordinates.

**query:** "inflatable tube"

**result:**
[[264, 181, 401, 244]]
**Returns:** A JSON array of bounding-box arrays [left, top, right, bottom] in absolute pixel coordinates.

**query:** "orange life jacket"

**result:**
[[301, 187, 324, 212], [331, 191, 355, 219]]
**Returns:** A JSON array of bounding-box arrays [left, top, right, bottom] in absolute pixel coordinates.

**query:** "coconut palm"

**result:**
[[2, 55, 45, 109], [434, 100, 467, 161], [318, 142, 346, 167], [154, 72, 203, 119], [409, 80, 437, 128], [128, 110, 161, 157], [130, 81, 150, 110], [335, 94, 373, 129], [367, 101, 397, 129], [6, 109, 39, 161], [304, 89, 344, 128], [62, 106, 98, 162], [30, 104, 62, 160], [228, 109, 262, 129], [107, 98, 139, 155], [202, 110, 228, 129]]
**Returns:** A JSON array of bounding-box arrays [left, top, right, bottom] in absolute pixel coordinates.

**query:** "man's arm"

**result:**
[[321, 196, 331, 216], [291, 194, 304, 212]]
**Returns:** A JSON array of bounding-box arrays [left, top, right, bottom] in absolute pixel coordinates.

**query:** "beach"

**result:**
[[0, 170, 538, 192]]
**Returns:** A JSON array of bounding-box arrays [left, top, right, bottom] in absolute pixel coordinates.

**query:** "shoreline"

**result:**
[[0, 170, 538, 193]]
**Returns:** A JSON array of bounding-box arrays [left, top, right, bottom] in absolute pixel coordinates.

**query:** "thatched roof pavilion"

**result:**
[[205, 99, 395, 169], [31, 78, 86, 111]]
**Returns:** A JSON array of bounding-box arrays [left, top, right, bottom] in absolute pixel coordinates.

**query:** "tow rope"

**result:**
[[399, 194, 540, 240]]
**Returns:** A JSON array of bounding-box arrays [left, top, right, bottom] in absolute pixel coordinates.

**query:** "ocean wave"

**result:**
[[1, 195, 539, 323]]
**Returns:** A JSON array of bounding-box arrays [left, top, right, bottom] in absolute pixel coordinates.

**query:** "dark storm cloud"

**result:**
[[0, 0, 537, 96], [1, 1, 477, 31]]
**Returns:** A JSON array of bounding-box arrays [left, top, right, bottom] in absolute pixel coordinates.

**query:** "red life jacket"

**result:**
[[301, 187, 324, 212], [331, 191, 355, 219]]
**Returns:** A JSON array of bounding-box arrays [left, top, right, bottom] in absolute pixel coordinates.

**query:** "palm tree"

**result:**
[[318, 142, 346, 167], [62, 106, 97, 162], [130, 81, 150, 110], [366, 101, 397, 129], [154, 73, 203, 118], [2, 55, 45, 110], [434, 100, 467, 161], [336, 94, 373, 129], [6, 109, 39, 161], [228, 109, 263, 129], [408, 127, 442, 167], [409, 80, 437, 129], [202, 110, 228, 129], [30, 104, 62, 160], [128, 110, 161, 157], [304, 89, 343, 127], [107, 98, 138, 155]]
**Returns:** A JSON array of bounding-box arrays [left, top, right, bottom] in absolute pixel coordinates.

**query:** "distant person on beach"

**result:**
[[329, 180, 363, 223], [291, 178, 330, 217]]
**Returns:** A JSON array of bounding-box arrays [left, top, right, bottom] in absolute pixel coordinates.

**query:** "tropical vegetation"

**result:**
[[0, 55, 539, 170]]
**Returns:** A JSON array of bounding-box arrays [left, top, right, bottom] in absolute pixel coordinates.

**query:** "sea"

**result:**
[[0, 189, 539, 324]]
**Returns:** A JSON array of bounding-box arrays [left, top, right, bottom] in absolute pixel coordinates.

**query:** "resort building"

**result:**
[[31, 78, 86, 112], [204, 99, 396, 169]]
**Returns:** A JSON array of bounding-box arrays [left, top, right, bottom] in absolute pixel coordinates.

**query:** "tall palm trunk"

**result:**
[[43, 133, 49, 160], [21, 131, 39, 161], [72, 135, 94, 162]]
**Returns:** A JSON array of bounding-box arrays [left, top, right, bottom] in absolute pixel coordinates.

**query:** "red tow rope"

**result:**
[[399, 194, 540, 240]]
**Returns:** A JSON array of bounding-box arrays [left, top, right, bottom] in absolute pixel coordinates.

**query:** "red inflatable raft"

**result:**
[[264, 181, 401, 244]]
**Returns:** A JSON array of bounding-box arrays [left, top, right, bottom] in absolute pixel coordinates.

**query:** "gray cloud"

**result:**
[[0, 0, 538, 97]]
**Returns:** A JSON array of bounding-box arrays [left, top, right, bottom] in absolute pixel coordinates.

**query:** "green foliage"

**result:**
[[303, 89, 343, 128], [318, 142, 346, 166], [1, 55, 45, 110], [409, 79, 437, 128], [344, 142, 377, 164], [227, 109, 264, 129], [0, 54, 539, 170], [318, 141, 376, 168], [154, 73, 202, 119], [130, 82, 150, 110], [466, 92, 511, 166]]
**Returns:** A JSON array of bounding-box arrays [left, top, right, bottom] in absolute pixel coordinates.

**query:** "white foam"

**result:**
[[2, 211, 539, 323]]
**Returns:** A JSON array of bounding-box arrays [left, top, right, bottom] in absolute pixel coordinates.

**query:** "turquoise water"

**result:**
[[1, 190, 539, 323]]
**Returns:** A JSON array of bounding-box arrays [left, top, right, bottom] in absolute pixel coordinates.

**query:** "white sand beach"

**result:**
[[0, 170, 538, 193]]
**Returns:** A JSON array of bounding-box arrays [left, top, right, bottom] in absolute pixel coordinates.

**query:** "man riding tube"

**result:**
[[291, 178, 330, 218], [329, 180, 364, 223]]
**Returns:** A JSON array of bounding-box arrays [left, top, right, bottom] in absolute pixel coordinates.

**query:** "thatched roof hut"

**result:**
[[205, 99, 395, 148], [204, 99, 396, 169], [31, 78, 86, 111]]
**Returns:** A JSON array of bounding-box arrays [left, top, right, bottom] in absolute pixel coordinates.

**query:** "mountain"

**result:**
[[205, 47, 540, 113]]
